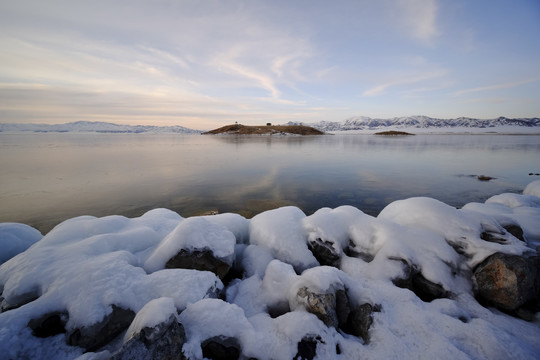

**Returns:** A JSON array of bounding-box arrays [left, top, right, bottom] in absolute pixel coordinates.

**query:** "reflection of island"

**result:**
[[202, 124, 324, 135], [374, 130, 415, 136]]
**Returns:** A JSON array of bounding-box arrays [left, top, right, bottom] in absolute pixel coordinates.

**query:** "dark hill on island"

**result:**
[[203, 124, 324, 135]]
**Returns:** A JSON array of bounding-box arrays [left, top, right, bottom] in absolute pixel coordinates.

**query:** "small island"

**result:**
[[374, 130, 415, 136], [202, 124, 325, 135]]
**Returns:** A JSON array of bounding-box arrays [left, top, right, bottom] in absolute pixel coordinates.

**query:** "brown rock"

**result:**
[[474, 253, 538, 312], [296, 287, 338, 328]]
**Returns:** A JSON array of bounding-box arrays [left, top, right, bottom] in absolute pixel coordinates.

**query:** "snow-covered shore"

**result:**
[[1, 181, 540, 359]]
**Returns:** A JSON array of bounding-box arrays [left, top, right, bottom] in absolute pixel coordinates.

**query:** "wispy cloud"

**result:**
[[362, 69, 447, 97], [454, 78, 540, 96]]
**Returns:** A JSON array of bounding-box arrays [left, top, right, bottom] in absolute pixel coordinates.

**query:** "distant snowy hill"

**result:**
[[0, 121, 201, 134], [287, 116, 540, 132]]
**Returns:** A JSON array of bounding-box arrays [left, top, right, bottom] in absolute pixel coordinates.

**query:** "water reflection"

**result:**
[[1, 133, 539, 234]]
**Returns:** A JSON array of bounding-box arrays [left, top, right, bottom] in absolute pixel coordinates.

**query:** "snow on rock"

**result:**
[[143, 216, 236, 276], [303, 206, 366, 250], [349, 216, 465, 295], [0, 223, 42, 265], [378, 196, 530, 267], [240, 244, 275, 278], [464, 188, 540, 248], [301, 206, 370, 267], [486, 193, 540, 209], [179, 298, 253, 359], [249, 206, 318, 272], [0, 210, 222, 360], [201, 213, 250, 244], [524, 180, 540, 197], [123, 297, 177, 344], [1, 182, 540, 359]]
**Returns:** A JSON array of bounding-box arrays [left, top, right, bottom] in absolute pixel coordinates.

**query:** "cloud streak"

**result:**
[[362, 69, 448, 97], [454, 79, 540, 96]]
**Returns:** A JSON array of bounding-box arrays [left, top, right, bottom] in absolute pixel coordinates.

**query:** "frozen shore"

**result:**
[[1, 181, 540, 359]]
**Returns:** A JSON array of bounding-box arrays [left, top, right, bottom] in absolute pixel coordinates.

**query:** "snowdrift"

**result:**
[[1, 181, 540, 359]]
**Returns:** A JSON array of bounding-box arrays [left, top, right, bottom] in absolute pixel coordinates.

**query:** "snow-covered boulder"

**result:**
[[302, 206, 367, 267], [378, 196, 530, 267], [524, 180, 540, 197], [249, 206, 318, 272], [113, 297, 185, 360], [179, 299, 252, 359], [289, 266, 347, 328], [67, 305, 135, 351], [0, 223, 42, 265], [464, 196, 540, 248], [144, 216, 236, 279], [0, 211, 222, 359]]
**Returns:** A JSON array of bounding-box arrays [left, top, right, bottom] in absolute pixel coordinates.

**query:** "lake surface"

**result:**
[[1, 132, 539, 234]]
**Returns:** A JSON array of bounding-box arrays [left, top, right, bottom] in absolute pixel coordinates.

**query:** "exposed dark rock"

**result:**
[[67, 305, 135, 352], [294, 335, 323, 360], [28, 311, 68, 338], [473, 252, 539, 314], [296, 287, 339, 328], [201, 336, 241, 360], [221, 260, 244, 287], [343, 240, 372, 263], [392, 259, 451, 302], [412, 273, 451, 302], [335, 289, 350, 329], [346, 303, 377, 343], [307, 238, 340, 267], [477, 175, 494, 181], [165, 249, 231, 279], [503, 224, 525, 242], [480, 231, 509, 244], [267, 303, 290, 318], [112, 314, 186, 360]]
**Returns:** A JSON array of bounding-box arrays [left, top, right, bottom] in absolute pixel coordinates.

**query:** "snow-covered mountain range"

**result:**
[[0, 121, 201, 134], [288, 116, 540, 132]]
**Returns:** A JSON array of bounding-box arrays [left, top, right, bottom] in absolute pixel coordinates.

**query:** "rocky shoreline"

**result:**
[[1, 181, 539, 359]]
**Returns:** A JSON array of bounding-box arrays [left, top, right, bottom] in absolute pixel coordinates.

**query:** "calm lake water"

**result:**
[[1, 132, 539, 234]]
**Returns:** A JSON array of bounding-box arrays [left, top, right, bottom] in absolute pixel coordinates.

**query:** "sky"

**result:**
[[1, 0, 539, 130]]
